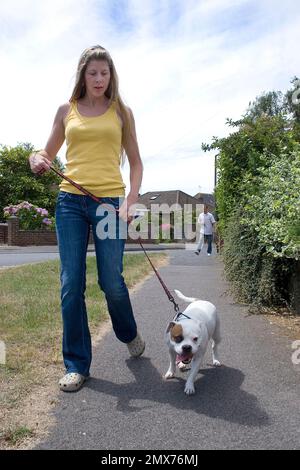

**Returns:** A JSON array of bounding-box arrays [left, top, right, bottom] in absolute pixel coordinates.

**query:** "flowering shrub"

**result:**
[[3, 201, 55, 230], [159, 223, 173, 242]]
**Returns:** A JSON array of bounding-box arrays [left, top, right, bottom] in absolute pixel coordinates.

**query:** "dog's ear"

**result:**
[[166, 321, 176, 334]]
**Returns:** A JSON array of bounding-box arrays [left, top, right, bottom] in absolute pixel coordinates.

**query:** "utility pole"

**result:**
[[214, 154, 218, 188]]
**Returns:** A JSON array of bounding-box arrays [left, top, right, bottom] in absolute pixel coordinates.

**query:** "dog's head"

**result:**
[[166, 319, 205, 362]]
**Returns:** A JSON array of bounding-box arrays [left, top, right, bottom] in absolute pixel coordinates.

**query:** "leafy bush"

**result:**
[[0, 142, 63, 221], [203, 79, 300, 309], [223, 210, 293, 307], [241, 146, 300, 260], [4, 201, 55, 230]]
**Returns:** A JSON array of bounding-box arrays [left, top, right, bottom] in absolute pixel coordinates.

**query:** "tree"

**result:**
[[283, 76, 300, 122], [244, 90, 284, 121], [201, 78, 300, 309], [202, 80, 300, 234], [0, 143, 64, 221]]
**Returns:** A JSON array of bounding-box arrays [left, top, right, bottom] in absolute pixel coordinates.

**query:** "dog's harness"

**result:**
[[48, 165, 184, 317], [173, 312, 192, 321]]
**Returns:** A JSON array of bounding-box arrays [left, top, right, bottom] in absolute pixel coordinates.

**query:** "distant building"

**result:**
[[136, 190, 203, 242], [193, 192, 215, 213], [138, 190, 201, 212]]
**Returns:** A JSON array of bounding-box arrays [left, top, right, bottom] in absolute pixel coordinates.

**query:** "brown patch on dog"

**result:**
[[170, 323, 183, 341]]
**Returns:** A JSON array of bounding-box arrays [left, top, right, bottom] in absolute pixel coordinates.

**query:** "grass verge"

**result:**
[[0, 251, 168, 447]]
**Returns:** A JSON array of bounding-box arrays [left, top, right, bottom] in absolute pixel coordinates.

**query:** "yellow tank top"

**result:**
[[60, 100, 126, 197]]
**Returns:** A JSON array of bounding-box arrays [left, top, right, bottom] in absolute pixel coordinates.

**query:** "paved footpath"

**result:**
[[36, 249, 300, 450]]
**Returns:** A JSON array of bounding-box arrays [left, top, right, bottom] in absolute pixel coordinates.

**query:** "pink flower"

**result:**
[[3, 206, 14, 215], [3, 202, 53, 230], [42, 218, 52, 225], [21, 202, 33, 210], [161, 223, 172, 230]]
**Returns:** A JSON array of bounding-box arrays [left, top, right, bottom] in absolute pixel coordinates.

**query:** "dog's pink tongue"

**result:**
[[177, 352, 192, 363]]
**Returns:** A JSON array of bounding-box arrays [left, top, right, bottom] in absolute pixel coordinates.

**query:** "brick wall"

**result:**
[[0, 223, 8, 244], [6, 217, 157, 246], [7, 216, 57, 246]]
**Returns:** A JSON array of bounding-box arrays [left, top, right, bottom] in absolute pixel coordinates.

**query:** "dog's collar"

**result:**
[[173, 311, 192, 321]]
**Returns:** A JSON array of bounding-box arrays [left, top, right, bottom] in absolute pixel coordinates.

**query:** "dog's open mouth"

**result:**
[[176, 352, 193, 364]]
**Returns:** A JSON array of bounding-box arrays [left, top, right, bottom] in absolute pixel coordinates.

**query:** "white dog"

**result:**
[[165, 289, 221, 395]]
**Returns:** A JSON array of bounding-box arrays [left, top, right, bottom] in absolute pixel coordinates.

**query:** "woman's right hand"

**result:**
[[29, 152, 52, 175]]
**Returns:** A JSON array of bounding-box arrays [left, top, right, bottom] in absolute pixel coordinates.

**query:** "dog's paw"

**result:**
[[213, 359, 221, 367], [164, 371, 175, 380], [184, 383, 195, 395]]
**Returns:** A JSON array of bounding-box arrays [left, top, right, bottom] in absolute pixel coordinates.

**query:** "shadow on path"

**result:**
[[87, 356, 270, 427]]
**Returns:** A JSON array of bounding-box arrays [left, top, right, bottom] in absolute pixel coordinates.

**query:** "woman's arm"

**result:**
[[29, 103, 70, 174], [119, 108, 143, 221]]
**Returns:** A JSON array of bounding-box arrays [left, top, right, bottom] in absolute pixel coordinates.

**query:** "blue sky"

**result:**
[[1, 0, 299, 196]]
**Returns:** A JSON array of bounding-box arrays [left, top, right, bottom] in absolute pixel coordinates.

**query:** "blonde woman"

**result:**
[[29, 45, 144, 392]]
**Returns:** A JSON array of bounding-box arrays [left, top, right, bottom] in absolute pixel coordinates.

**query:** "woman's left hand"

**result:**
[[118, 194, 139, 222]]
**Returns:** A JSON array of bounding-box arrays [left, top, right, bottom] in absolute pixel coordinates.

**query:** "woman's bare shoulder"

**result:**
[[54, 102, 72, 128], [58, 102, 72, 119]]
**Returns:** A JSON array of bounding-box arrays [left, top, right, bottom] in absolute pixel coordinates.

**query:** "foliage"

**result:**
[[223, 210, 293, 307], [283, 76, 300, 123], [204, 113, 296, 235], [241, 147, 300, 260], [245, 90, 285, 120], [202, 78, 300, 308], [3, 201, 55, 230], [0, 143, 64, 221]]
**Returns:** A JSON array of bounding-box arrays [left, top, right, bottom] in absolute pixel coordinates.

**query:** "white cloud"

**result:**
[[1, 0, 299, 197]]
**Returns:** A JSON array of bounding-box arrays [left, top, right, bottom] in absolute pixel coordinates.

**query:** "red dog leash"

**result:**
[[49, 165, 180, 314]]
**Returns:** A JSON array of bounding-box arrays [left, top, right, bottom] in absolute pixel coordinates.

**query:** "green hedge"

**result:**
[[203, 80, 300, 309]]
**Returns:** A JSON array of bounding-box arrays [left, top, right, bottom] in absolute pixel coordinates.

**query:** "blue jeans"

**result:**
[[204, 234, 213, 254], [55, 191, 137, 377]]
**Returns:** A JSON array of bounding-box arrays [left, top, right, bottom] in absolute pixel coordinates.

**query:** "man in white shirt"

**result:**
[[195, 205, 216, 256]]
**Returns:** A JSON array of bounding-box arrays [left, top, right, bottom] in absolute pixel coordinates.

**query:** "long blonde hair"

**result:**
[[70, 45, 131, 165]]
